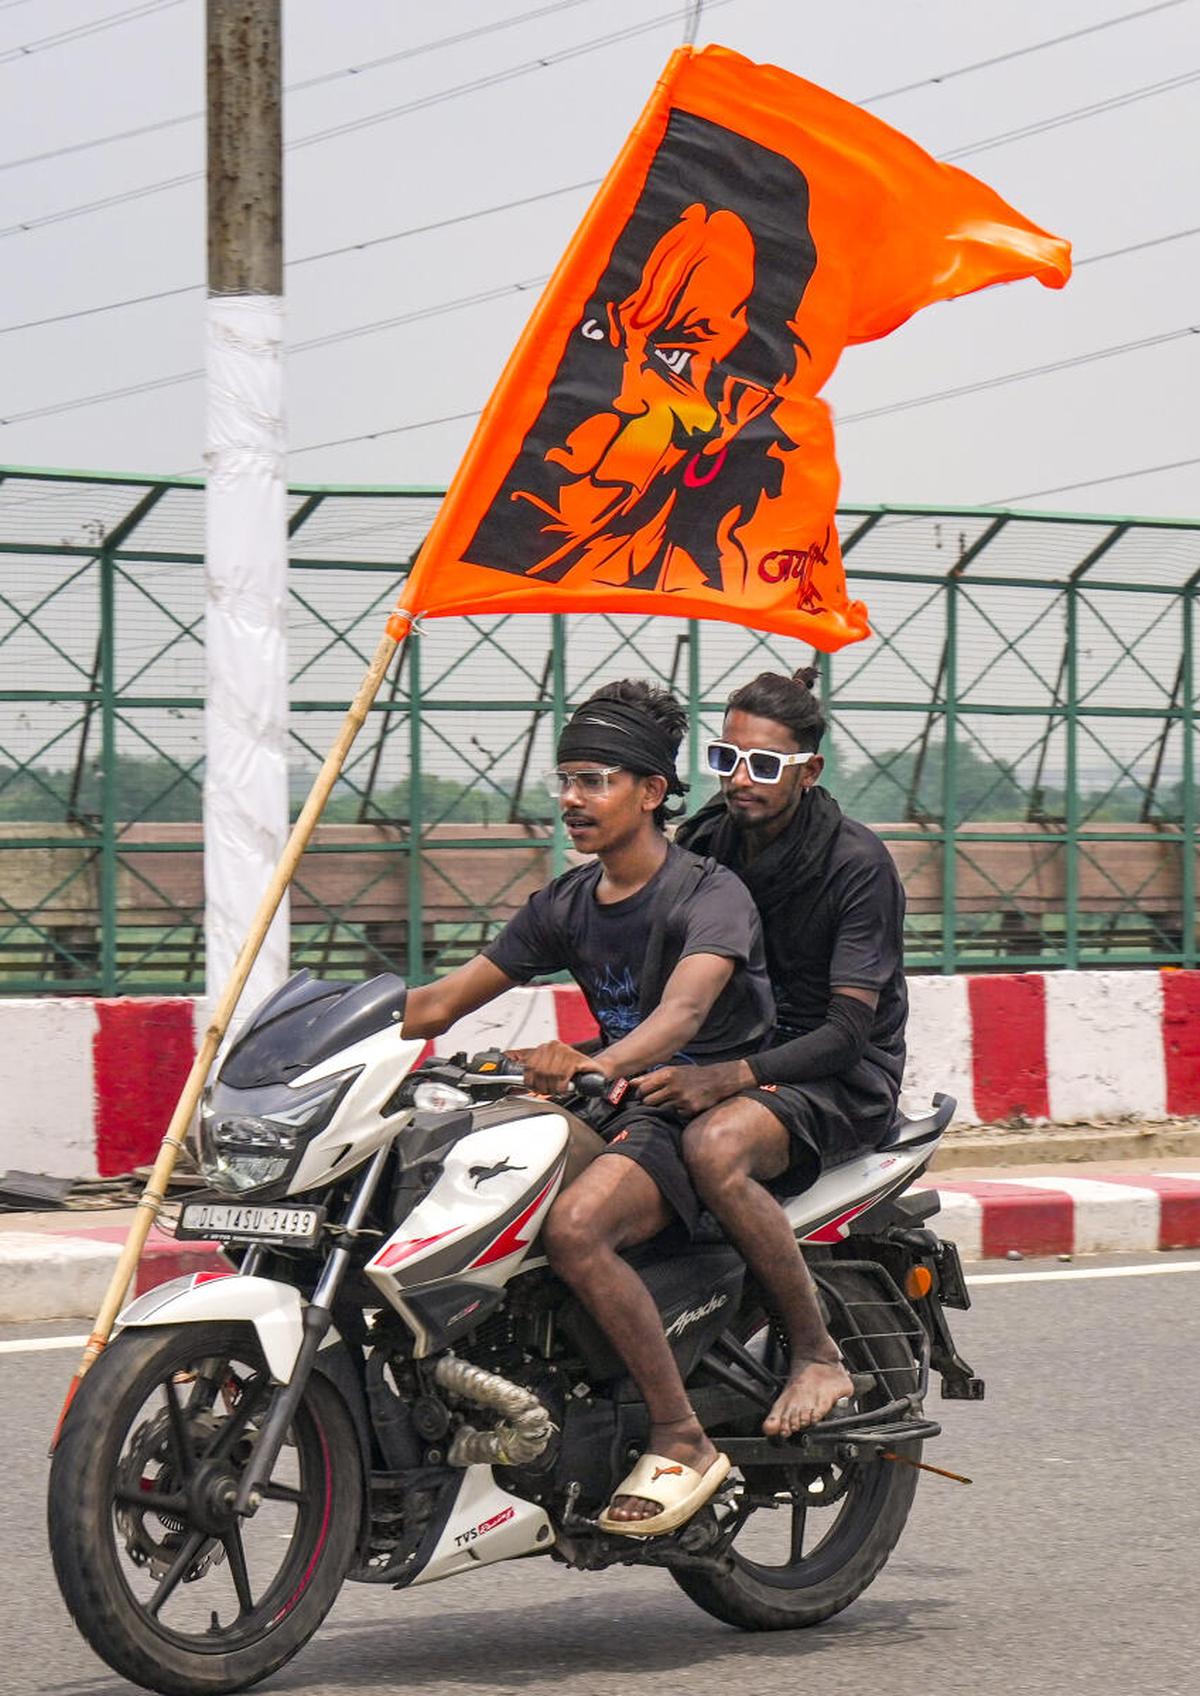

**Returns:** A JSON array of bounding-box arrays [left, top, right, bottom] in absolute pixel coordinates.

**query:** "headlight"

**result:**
[[199, 1076, 352, 1194], [412, 1080, 472, 1114]]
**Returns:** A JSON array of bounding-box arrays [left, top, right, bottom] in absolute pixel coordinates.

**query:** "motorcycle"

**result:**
[[48, 969, 984, 1696]]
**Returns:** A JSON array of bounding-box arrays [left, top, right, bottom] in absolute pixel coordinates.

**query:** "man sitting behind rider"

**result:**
[[639, 666, 908, 1439], [401, 678, 774, 1534]]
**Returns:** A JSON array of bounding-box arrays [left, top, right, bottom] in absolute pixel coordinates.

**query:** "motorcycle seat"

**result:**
[[875, 1092, 957, 1149]]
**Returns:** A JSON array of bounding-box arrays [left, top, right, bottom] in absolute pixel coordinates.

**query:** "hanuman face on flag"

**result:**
[[467, 112, 820, 601]]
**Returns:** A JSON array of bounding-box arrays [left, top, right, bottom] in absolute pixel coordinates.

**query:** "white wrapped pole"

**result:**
[[203, 0, 288, 1019], [203, 294, 290, 1013]]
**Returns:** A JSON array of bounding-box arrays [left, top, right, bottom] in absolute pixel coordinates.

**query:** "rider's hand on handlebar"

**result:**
[[635, 1059, 756, 1114], [506, 1040, 605, 1097]]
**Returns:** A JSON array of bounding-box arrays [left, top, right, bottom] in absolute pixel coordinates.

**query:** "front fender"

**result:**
[[118, 1272, 307, 1384]]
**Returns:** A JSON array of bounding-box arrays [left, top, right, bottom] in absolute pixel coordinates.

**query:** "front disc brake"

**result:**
[[115, 1409, 227, 1581]]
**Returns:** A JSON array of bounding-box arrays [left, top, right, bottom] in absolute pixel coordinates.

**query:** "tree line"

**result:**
[[0, 745, 1182, 826]]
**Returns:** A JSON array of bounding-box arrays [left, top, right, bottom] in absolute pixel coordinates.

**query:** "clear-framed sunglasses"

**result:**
[[705, 740, 814, 784], [543, 765, 625, 798]]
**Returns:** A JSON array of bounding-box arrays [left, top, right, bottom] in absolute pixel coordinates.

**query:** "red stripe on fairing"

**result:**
[[967, 974, 1050, 1122], [373, 1227, 457, 1270], [935, 1179, 1074, 1257], [800, 1198, 876, 1245], [1162, 969, 1200, 1116], [469, 1167, 563, 1269], [552, 986, 599, 1047], [92, 998, 196, 1177]]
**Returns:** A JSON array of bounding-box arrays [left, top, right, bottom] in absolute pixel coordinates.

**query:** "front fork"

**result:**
[[232, 1145, 390, 1515]]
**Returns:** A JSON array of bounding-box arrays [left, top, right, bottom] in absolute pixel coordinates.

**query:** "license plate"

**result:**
[[176, 1201, 325, 1246]]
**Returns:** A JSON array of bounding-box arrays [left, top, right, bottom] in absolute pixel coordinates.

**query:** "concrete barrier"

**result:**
[[1, 970, 1198, 1179]]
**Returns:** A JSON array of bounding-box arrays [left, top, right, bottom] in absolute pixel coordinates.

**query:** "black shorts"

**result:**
[[581, 1061, 899, 1236], [743, 1062, 899, 1198], [583, 1101, 704, 1237]]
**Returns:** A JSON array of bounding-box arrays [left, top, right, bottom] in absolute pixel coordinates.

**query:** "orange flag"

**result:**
[[389, 44, 1070, 652]]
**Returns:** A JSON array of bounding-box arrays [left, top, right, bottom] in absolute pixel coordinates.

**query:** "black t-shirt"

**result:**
[[756, 816, 908, 1087], [483, 846, 774, 1064]]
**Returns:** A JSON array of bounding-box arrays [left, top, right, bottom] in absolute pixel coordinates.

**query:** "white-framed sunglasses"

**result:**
[[543, 765, 625, 798], [705, 740, 814, 784]]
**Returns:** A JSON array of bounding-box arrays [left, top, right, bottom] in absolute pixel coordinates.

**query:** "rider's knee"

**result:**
[[541, 1191, 594, 1269], [682, 1113, 748, 1202]]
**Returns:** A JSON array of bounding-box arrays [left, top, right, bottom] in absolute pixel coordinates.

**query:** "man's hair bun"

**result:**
[[726, 666, 826, 750]]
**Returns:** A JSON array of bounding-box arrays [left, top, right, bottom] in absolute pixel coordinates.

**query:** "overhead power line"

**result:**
[[5, 184, 1199, 340], [295, 321, 1200, 461], [7, 0, 1184, 173], [0, 0, 184, 66], [943, 63, 1200, 162], [1073, 225, 1200, 267], [0, 178, 599, 336], [839, 327, 1200, 426], [991, 455, 1200, 505], [290, 412, 482, 458], [0, 277, 548, 426], [0, 0, 730, 236], [11, 299, 1197, 445], [0, 0, 606, 171], [859, 0, 1193, 105]]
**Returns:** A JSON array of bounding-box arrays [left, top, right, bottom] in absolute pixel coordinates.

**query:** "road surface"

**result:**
[[3, 1254, 1197, 1696]]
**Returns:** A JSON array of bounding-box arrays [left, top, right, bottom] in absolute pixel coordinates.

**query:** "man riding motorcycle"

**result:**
[[639, 665, 908, 1460], [401, 678, 774, 1536]]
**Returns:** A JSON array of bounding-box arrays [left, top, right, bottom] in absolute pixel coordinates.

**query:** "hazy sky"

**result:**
[[2, 0, 1198, 519]]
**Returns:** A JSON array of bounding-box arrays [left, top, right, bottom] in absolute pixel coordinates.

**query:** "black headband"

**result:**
[[556, 698, 687, 795]]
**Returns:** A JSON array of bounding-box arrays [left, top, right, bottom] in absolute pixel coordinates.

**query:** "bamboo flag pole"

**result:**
[[51, 628, 401, 1449]]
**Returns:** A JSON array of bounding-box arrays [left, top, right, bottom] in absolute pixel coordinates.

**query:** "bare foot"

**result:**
[[605, 1417, 719, 1524], [763, 1357, 855, 1438]]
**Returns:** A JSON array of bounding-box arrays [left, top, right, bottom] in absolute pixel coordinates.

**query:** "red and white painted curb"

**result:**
[[914, 1171, 1200, 1261], [4, 1169, 1200, 1321], [1, 969, 1198, 1180], [0, 1222, 229, 1325]]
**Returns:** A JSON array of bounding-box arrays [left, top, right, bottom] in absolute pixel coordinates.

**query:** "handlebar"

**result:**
[[469, 1067, 621, 1102], [422, 1055, 626, 1104]]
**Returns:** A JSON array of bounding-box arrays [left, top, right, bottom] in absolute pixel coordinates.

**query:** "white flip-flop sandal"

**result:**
[[597, 1449, 731, 1538]]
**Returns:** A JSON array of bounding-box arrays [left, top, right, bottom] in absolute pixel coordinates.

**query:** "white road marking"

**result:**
[[969, 1259, 1200, 1285], [0, 1333, 87, 1354]]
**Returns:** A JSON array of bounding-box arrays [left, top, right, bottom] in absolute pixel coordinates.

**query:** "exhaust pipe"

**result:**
[[433, 1355, 556, 1467]]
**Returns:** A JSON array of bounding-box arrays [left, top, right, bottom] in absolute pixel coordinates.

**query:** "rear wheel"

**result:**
[[674, 1268, 921, 1630], [48, 1323, 362, 1696]]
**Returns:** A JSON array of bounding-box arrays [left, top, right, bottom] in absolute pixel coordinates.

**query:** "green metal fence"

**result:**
[[1, 466, 1196, 993]]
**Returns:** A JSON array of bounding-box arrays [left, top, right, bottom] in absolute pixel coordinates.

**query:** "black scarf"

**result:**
[[676, 784, 843, 921]]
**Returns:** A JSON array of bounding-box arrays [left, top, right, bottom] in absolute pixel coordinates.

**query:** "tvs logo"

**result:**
[[757, 527, 830, 611], [454, 1505, 515, 1548]]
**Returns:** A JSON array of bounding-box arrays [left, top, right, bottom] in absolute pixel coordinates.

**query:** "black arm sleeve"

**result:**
[[746, 993, 875, 1087]]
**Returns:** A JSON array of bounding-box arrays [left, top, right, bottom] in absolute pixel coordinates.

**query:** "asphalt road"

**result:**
[[3, 1256, 1199, 1696]]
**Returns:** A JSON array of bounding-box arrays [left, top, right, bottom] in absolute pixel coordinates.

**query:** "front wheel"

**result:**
[[48, 1322, 362, 1696], [675, 1268, 921, 1631]]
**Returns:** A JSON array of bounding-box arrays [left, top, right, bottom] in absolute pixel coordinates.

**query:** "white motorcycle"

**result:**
[[48, 970, 983, 1696]]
